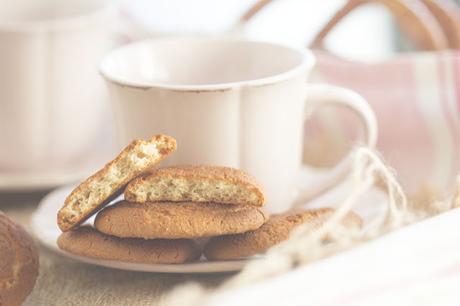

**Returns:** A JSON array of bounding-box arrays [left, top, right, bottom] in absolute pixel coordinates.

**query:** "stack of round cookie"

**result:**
[[90, 165, 268, 263], [57, 135, 362, 264], [95, 165, 268, 241], [57, 135, 267, 264], [57, 135, 202, 264]]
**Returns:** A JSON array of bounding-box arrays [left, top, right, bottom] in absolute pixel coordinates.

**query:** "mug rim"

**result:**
[[99, 37, 316, 91]]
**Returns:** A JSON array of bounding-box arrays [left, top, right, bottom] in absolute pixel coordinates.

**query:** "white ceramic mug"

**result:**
[[0, 0, 116, 170], [100, 38, 377, 213]]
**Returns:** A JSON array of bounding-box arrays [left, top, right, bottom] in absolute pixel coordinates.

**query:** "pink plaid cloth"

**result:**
[[311, 51, 460, 193]]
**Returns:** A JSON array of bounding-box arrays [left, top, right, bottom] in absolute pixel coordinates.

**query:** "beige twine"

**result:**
[[163, 147, 459, 306]]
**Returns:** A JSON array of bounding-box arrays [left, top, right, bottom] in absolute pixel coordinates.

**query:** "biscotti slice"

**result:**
[[57, 135, 176, 232], [204, 208, 362, 260], [94, 200, 268, 239], [124, 165, 265, 206], [57, 227, 201, 264]]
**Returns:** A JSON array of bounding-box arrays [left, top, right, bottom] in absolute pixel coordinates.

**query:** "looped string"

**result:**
[[164, 147, 458, 306], [224, 147, 408, 288]]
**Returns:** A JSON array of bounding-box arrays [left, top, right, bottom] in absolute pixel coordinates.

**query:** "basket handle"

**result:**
[[420, 0, 460, 49], [239, 0, 274, 23], [310, 0, 448, 51]]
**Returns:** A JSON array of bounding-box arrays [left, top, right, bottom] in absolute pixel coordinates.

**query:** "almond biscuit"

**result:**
[[57, 135, 177, 232], [58, 227, 201, 264], [94, 200, 268, 239], [124, 165, 265, 206], [0, 212, 39, 306], [204, 208, 362, 260]]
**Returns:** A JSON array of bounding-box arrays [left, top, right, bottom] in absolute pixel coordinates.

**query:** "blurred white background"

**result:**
[[121, 0, 395, 61]]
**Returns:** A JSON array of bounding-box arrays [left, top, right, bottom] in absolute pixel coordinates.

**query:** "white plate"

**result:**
[[31, 185, 252, 273]]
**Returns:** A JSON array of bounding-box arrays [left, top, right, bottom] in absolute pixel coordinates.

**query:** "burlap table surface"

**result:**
[[0, 192, 229, 306]]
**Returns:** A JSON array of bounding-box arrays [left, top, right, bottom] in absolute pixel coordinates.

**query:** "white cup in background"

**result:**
[[100, 38, 378, 213], [0, 0, 117, 170]]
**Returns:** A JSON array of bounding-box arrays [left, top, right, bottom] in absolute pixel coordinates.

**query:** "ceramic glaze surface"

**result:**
[[100, 38, 377, 213], [0, 0, 115, 170]]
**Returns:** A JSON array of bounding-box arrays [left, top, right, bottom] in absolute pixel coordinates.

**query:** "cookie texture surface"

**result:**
[[0, 212, 39, 306], [57, 135, 176, 232], [94, 201, 268, 239], [57, 227, 201, 264], [124, 165, 265, 206], [204, 208, 362, 260]]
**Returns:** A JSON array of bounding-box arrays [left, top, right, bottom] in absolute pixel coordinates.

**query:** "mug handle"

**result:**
[[293, 84, 378, 207]]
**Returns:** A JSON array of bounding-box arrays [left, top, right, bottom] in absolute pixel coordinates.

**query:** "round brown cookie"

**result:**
[[203, 208, 362, 260], [57, 134, 177, 232], [0, 212, 39, 306], [94, 201, 268, 239], [125, 165, 265, 206], [57, 226, 201, 264]]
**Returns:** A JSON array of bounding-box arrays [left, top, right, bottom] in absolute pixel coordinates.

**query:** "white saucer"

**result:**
[[0, 131, 116, 192], [31, 185, 252, 273], [0, 151, 113, 192], [0, 163, 100, 192]]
